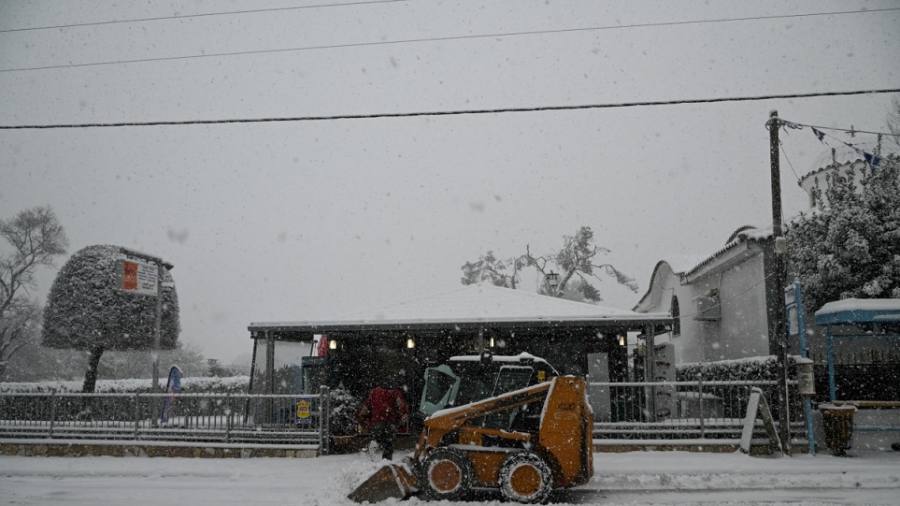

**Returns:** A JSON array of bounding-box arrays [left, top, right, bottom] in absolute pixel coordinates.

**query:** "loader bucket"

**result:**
[[348, 463, 418, 503]]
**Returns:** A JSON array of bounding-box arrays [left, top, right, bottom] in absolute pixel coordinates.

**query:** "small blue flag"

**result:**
[[863, 152, 882, 170], [811, 127, 826, 142]]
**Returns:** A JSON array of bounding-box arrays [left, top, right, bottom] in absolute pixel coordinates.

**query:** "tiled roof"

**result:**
[[682, 225, 772, 278]]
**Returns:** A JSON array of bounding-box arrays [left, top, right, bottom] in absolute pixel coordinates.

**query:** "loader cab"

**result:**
[[418, 353, 558, 417]]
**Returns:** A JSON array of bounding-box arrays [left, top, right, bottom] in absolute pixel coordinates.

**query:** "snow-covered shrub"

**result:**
[[0, 375, 250, 394], [676, 355, 797, 382], [329, 384, 361, 437], [677, 356, 799, 419]]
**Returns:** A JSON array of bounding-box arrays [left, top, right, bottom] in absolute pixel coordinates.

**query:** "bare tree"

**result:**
[[0, 207, 68, 377]]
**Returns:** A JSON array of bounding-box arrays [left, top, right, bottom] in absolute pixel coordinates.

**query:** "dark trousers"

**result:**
[[371, 422, 398, 460]]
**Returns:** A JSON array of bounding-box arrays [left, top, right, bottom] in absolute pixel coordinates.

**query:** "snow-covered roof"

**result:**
[[659, 255, 709, 275], [682, 225, 772, 278], [250, 283, 670, 334], [814, 298, 900, 326]]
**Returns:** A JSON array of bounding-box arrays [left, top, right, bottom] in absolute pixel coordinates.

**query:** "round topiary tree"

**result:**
[[42, 245, 180, 393]]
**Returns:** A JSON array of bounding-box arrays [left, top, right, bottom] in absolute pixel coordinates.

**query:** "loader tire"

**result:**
[[420, 447, 473, 501], [498, 452, 553, 504]]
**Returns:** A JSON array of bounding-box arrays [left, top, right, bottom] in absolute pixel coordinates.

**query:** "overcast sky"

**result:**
[[1, 0, 898, 364]]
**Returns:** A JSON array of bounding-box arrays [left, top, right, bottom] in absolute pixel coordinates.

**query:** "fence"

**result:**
[[0, 388, 330, 451], [590, 379, 806, 442]]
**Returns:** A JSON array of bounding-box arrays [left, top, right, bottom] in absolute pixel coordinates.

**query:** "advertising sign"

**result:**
[[295, 397, 313, 426], [116, 257, 158, 296]]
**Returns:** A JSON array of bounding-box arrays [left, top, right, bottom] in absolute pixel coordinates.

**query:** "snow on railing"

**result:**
[[589, 379, 806, 442], [0, 389, 330, 450]]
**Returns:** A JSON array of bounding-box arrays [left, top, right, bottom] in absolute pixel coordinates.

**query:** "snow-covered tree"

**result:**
[[0, 206, 68, 377], [787, 155, 900, 312], [460, 251, 525, 288], [42, 245, 180, 392], [460, 226, 637, 302]]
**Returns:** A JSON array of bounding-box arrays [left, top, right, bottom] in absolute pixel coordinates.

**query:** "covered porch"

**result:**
[[247, 284, 672, 420]]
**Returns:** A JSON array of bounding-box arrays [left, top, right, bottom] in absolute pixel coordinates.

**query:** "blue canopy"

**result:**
[[814, 298, 900, 402], [814, 299, 900, 326]]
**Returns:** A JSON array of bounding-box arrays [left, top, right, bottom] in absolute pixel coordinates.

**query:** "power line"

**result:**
[[0, 0, 409, 34], [2, 7, 897, 74], [2, 87, 898, 130]]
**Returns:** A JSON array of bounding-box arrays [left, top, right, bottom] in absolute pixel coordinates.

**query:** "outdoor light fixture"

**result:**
[[546, 271, 559, 291], [619, 335, 626, 347], [489, 337, 496, 348], [329, 339, 338, 350], [407, 338, 415, 349]]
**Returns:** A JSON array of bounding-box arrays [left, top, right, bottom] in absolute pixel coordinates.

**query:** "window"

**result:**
[[671, 296, 681, 336]]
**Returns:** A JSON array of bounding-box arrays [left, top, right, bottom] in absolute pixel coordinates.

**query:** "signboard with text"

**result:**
[[116, 258, 158, 296], [295, 397, 312, 426]]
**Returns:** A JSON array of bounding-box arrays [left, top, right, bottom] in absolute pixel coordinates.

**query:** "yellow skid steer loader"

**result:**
[[348, 375, 593, 504]]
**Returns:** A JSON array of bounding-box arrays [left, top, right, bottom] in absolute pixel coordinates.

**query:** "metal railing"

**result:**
[[0, 388, 330, 450], [590, 380, 805, 441]]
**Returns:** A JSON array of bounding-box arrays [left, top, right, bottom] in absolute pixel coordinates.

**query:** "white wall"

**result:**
[[638, 251, 771, 365], [707, 253, 770, 361]]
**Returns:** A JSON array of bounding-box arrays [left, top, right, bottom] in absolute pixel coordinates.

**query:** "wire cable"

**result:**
[[779, 141, 803, 186], [2, 88, 898, 130], [2, 7, 898, 74], [781, 121, 897, 137], [0, 0, 410, 34]]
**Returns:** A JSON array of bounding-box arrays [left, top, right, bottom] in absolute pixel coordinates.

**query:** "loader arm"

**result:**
[[413, 381, 552, 461]]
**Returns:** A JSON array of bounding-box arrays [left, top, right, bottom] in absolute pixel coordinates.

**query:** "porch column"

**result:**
[[827, 325, 836, 402], [266, 330, 275, 423], [644, 323, 656, 423]]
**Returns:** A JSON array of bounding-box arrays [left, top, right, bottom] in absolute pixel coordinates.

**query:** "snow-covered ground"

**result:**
[[2, 449, 899, 505]]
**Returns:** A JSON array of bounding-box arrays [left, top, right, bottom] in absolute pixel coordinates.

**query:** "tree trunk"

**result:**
[[82, 345, 105, 393]]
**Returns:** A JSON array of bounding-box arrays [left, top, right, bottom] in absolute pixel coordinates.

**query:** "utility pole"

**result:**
[[767, 110, 792, 455]]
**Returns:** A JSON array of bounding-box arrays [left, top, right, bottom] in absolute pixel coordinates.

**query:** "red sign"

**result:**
[[116, 258, 158, 296], [122, 261, 139, 290]]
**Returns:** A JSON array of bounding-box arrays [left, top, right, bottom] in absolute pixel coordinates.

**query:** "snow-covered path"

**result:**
[[1, 450, 899, 505]]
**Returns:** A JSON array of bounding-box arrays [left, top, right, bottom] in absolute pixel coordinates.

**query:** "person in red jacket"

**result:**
[[357, 381, 408, 460]]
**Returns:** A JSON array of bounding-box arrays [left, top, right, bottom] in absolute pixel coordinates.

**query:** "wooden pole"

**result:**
[[768, 110, 792, 455]]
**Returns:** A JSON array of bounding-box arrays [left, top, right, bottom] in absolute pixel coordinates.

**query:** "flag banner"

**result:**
[[811, 127, 826, 142]]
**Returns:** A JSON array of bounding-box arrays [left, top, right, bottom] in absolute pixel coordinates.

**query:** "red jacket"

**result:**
[[358, 387, 408, 426]]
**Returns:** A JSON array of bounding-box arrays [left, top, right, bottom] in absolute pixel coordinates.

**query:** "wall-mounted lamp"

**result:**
[[545, 271, 559, 292], [406, 338, 416, 349], [489, 337, 496, 348], [329, 339, 338, 350], [618, 335, 626, 347]]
